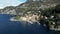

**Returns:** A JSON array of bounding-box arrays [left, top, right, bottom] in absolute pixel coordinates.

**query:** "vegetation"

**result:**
[[14, 16, 20, 20], [39, 4, 60, 30], [12, 0, 60, 30]]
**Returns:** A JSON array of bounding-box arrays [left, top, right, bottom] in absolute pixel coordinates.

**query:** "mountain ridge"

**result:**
[[0, 0, 60, 15]]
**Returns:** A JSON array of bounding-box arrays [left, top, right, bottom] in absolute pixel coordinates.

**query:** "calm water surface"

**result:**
[[0, 14, 51, 34]]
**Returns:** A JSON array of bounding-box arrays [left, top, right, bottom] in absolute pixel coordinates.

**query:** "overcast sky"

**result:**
[[0, 0, 26, 9]]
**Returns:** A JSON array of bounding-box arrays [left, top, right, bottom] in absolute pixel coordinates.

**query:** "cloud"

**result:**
[[0, 0, 25, 9]]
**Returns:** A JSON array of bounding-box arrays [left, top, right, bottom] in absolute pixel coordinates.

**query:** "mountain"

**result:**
[[0, 6, 16, 15], [0, 0, 60, 15]]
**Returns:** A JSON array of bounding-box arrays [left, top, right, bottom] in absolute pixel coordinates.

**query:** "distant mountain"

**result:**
[[0, 6, 16, 15], [0, 0, 60, 15]]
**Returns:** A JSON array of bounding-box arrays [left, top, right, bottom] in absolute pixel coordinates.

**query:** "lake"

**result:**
[[0, 14, 52, 34]]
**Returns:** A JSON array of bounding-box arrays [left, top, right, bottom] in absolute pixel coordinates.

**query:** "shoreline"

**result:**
[[0, 13, 17, 15], [10, 17, 40, 24]]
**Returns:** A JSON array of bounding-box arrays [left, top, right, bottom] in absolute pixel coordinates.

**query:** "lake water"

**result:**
[[0, 14, 52, 34]]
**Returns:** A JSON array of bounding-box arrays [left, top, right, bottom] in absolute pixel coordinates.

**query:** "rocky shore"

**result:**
[[10, 14, 41, 24]]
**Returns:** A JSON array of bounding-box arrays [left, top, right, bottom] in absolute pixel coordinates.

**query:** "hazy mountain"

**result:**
[[0, 0, 60, 15]]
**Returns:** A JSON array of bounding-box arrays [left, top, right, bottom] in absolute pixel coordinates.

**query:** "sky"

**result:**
[[0, 0, 26, 9]]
